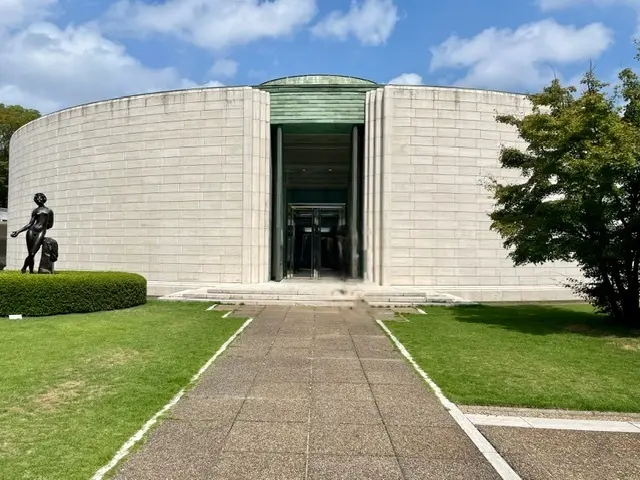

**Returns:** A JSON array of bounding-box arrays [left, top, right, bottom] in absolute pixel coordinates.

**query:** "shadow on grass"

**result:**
[[448, 304, 640, 338]]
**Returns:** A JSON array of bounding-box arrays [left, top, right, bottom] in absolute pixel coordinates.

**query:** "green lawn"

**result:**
[[0, 301, 245, 480], [386, 303, 640, 412]]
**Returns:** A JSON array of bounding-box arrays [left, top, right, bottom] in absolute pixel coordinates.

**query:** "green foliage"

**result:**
[[388, 304, 640, 412], [0, 271, 147, 316], [0, 104, 40, 207], [488, 58, 640, 327], [0, 301, 244, 479]]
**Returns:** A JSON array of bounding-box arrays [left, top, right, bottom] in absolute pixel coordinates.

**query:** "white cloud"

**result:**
[[538, 0, 640, 35], [209, 59, 238, 78], [0, 84, 60, 113], [0, 0, 56, 30], [106, 0, 318, 50], [537, 0, 635, 10], [0, 0, 237, 113], [200, 80, 225, 87], [388, 73, 422, 85], [311, 0, 399, 46], [0, 21, 200, 113], [429, 19, 614, 91]]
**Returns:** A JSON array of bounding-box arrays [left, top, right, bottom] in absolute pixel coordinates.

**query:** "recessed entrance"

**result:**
[[270, 124, 364, 281], [260, 75, 377, 284], [286, 204, 346, 280]]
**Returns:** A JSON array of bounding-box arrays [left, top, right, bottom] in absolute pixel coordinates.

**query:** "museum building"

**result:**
[[6, 75, 581, 301]]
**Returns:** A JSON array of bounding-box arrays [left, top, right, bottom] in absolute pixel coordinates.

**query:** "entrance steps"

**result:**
[[158, 282, 473, 307]]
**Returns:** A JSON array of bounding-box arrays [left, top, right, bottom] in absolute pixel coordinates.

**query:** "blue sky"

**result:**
[[0, 0, 637, 113]]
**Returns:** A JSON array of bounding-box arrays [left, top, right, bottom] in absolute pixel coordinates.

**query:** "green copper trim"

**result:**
[[260, 74, 378, 86], [256, 74, 379, 124]]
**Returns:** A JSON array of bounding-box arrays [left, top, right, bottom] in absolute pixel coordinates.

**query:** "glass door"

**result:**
[[286, 204, 347, 280], [311, 209, 321, 279], [285, 206, 296, 279], [315, 208, 340, 278], [286, 206, 314, 279]]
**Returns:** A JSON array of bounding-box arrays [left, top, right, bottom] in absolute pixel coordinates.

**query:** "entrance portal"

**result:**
[[286, 204, 347, 279], [271, 124, 364, 282]]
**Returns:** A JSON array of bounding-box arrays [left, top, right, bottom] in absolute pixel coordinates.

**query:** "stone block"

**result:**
[[384, 85, 583, 290], [7, 87, 274, 285]]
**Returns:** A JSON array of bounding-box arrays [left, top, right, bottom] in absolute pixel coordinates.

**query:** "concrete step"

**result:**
[[206, 288, 303, 295], [159, 297, 354, 307], [163, 289, 358, 307], [365, 291, 429, 297], [212, 298, 356, 307], [368, 301, 460, 308], [368, 302, 423, 307], [201, 293, 358, 301], [159, 284, 474, 307], [364, 295, 427, 303]]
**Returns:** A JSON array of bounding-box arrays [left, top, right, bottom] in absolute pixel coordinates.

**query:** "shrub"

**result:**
[[0, 271, 147, 317]]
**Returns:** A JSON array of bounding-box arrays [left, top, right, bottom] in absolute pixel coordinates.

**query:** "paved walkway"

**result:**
[[115, 306, 499, 479], [479, 426, 640, 479]]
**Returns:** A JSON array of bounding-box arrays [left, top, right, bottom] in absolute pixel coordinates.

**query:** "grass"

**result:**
[[386, 303, 640, 412], [0, 300, 245, 480]]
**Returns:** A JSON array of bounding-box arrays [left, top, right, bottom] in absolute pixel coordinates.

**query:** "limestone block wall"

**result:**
[[7, 87, 271, 295], [380, 85, 582, 301]]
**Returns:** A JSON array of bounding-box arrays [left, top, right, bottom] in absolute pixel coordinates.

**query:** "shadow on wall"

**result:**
[[449, 304, 639, 338]]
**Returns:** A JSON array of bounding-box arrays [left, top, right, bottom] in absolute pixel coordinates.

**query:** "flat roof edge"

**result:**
[[11, 84, 528, 138]]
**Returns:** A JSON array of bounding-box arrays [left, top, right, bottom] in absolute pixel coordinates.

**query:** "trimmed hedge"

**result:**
[[0, 271, 147, 317]]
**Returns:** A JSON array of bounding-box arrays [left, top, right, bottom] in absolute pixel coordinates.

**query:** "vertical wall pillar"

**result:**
[[381, 87, 393, 286], [365, 91, 377, 284], [242, 88, 271, 284], [258, 90, 271, 282], [273, 125, 284, 281], [373, 89, 384, 285], [241, 90, 254, 284], [363, 92, 372, 282], [363, 88, 386, 286], [350, 125, 359, 278]]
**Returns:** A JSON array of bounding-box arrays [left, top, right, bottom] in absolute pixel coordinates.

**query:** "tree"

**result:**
[[488, 61, 640, 327], [0, 104, 41, 208]]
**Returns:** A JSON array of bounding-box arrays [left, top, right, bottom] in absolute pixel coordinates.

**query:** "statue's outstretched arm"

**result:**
[[11, 211, 36, 237]]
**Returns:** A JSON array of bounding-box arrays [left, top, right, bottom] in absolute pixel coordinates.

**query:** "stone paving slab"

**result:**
[[462, 404, 640, 423], [114, 306, 499, 479], [469, 413, 640, 433], [479, 425, 640, 479]]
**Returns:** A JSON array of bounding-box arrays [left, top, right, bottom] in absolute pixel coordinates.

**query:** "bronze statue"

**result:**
[[10, 193, 55, 274], [38, 237, 58, 274]]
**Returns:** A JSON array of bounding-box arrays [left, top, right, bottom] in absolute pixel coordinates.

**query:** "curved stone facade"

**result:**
[[7, 87, 272, 289], [7, 81, 582, 300], [364, 86, 582, 301]]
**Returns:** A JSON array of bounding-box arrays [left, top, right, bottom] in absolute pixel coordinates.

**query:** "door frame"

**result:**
[[286, 203, 346, 280]]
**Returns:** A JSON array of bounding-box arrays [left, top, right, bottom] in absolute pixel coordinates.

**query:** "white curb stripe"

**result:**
[[376, 320, 521, 480], [206, 305, 216, 311], [467, 414, 640, 433], [90, 317, 254, 480], [222, 310, 232, 318], [416, 308, 426, 315]]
